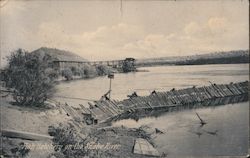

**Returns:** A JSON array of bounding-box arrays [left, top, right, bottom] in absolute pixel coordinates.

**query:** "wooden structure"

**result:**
[[53, 58, 136, 71], [133, 138, 160, 157], [48, 81, 248, 126], [87, 81, 249, 124], [1, 129, 53, 141]]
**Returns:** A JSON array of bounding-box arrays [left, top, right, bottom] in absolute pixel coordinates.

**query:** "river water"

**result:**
[[55, 64, 249, 157]]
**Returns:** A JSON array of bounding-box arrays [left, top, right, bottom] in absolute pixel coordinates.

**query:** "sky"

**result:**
[[0, 0, 249, 66]]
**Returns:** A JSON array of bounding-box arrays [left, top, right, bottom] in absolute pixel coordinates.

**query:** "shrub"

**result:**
[[95, 65, 111, 76], [70, 66, 81, 76], [61, 68, 73, 81], [82, 64, 97, 78], [49, 124, 87, 157], [122, 60, 136, 72], [3, 49, 58, 106]]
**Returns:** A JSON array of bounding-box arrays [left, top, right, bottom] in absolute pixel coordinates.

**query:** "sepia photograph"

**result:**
[[0, 0, 249, 157]]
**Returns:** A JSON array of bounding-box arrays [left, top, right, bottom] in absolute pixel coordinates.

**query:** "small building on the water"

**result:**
[[122, 58, 136, 72]]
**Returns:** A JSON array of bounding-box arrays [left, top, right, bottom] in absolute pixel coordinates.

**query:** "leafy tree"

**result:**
[[95, 65, 111, 76], [82, 64, 97, 78], [122, 59, 136, 72], [70, 66, 81, 76], [3, 49, 58, 106], [61, 68, 73, 81]]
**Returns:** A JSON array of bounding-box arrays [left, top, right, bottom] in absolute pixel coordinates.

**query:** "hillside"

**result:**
[[136, 50, 249, 66], [31, 47, 88, 62]]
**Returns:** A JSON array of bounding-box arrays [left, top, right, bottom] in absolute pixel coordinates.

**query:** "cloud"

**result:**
[[184, 17, 229, 38], [81, 23, 144, 47], [121, 17, 248, 57], [30, 18, 249, 59], [184, 22, 202, 36], [1, 16, 248, 63], [208, 17, 227, 31]]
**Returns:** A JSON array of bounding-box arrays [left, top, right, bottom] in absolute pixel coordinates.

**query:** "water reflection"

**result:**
[[55, 64, 249, 106], [112, 94, 248, 122], [54, 64, 249, 156], [112, 96, 249, 156]]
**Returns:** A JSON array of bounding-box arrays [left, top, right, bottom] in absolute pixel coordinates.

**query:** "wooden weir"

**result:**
[[57, 81, 248, 125], [86, 81, 248, 124]]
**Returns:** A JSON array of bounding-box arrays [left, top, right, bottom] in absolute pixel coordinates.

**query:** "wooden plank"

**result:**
[[133, 97, 146, 108], [221, 85, 233, 96], [172, 90, 184, 103], [197, 87, 209, 100], [62, 104, 77, 118], [167, 91, 179, 104], [164, 92, 176, 104], [133, 138, 160, 157], [101, 101, 117, 115], [94, 101, 113, 117], [226, 84, 240, 95], [99, 101, 117, 116], [173, 90, 184, 103], [218, 84, 228, 97], [147, 95, 159, 107], [241, 81, 249, 92], [191, 89, 202, 102], [110, 100, 123, 110], [233, 83, 244, 94], [236, 82, 247, 93], [204, 87, 215, 98], [231, 84, 242, 94], [159, 92, 173, 105], [209, 85, 221, 97], [2, 129, 53, 141], [103, 101, 120, 115], [209, 86, 220, 97], [79, 104, 89, 114], [212, 84, 224, 97], [107, 100, 122, 113], [155, 93, 169, 105], [202, 87, 213, 99]]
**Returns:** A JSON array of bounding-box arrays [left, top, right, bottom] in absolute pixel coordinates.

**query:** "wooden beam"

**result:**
[[1, 129, 53, 141]]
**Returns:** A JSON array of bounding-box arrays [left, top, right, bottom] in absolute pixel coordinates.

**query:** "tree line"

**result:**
[[1, 49, 135, 107]]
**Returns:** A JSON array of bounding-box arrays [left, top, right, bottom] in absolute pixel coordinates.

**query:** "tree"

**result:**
[[62, 68, 73, 80], [82, 64, 97, 78], [122, 59, 136, 72], [3, 49, 58, 106], [95, 65, 111, 76]]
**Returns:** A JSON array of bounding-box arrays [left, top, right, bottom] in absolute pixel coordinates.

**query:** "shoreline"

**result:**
[[1, 78, 249, 157]]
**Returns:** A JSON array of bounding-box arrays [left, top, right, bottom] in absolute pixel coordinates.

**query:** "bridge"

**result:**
[[53, 58, 136, 71], [89, 60, 125, 67]]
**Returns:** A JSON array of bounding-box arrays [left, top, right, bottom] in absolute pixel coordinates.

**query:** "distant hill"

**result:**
[[136, 50, 249, 66], [31, 47, 87, 62]]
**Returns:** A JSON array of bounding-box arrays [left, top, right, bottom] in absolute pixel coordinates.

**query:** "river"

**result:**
[[55, 63, 249, 157]]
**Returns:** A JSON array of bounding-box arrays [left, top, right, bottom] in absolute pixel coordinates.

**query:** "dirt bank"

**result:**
[[1, 97, 69, 135], [0, 93, 71, 157], [49, 123, 164, 158]]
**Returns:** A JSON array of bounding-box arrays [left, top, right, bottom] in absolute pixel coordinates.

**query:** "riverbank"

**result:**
[[55, 65, 147, 82], [1, 64, 249, 157], [1, 81, 249, 157], [1, 91, 160, 158], [48, 123, 164, 158], [136, 50, 249, 67], [0, 92, 71, 157], [49, 80, 248, 157]]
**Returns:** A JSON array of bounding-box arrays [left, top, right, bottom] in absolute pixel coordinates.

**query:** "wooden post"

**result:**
[[108, 73, 114, 100]]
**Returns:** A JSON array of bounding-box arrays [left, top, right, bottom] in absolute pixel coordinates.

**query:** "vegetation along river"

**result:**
[[55, 63, 249, 156]]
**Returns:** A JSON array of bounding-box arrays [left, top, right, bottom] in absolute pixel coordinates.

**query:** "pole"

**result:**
[[108, 73, 114, 100], [109, 78, 112, 99]]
